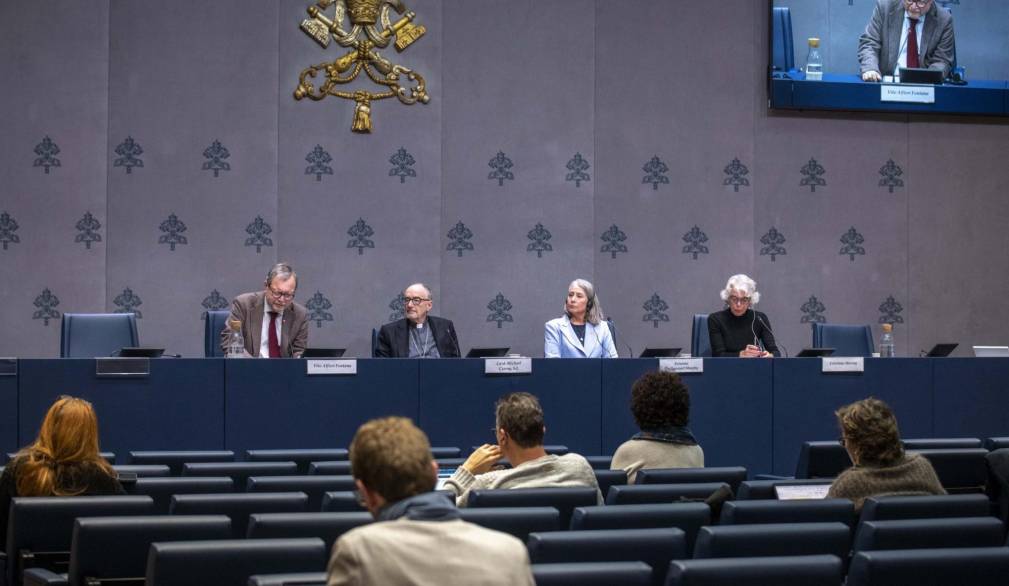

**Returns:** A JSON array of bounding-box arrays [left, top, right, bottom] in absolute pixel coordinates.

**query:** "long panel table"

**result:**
[[6, 358, 1009, 476]]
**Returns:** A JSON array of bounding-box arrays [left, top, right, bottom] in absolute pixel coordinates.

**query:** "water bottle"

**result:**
[[879, 323, 895, 358], [224, 319, 245, 358], [805, 37, 823, 81]]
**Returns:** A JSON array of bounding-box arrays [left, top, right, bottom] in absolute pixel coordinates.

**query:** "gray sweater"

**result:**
[[445, 453, 603, 507], [827, 452, 946, 511], [611, 438, 705, 484]]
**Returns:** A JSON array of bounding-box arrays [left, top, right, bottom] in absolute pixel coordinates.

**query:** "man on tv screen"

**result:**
[[857, 0, 955, 82]]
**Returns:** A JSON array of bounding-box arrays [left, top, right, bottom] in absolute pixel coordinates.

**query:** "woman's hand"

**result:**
[[739, 344, 764, 358], [462, 444, 502, 475]]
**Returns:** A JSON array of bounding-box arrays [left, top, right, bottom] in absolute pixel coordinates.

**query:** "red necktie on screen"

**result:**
[[268, 311, 281, 358], [907, 18, 920, 69]]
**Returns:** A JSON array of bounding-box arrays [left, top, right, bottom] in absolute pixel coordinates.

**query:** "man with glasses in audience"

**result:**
[[375, 283, 460, 358], [857, 0, 955, 82], [224, 262, 309, 357]]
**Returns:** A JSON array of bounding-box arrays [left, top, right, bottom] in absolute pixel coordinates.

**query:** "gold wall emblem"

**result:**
[[294, 0, 430, 133]]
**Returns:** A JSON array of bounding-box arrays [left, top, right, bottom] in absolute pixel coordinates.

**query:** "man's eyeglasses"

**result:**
[[728, 296, 751, 305], [269, 288, 295, 300], [905, 0, 931, 6], [404, 297, 431, 305]]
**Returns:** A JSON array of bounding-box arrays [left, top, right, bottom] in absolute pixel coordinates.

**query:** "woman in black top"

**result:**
[[707, 274, 779, 357], [0, 396, 124, 548]]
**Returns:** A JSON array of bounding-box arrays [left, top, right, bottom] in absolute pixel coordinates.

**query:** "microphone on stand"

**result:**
[[756, 313, 789, 358]]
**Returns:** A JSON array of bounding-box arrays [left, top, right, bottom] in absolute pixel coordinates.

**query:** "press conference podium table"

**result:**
[[7, 358, 1009, 476], [770, 71, 1009, 116]]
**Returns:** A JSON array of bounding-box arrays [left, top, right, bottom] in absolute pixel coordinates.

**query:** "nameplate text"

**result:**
[[822, 357, 864, 373], [880, 84, 935, 104], [485, 357, 532, 374], [660, 358, 704, 374], [307, 359, 358, 375]]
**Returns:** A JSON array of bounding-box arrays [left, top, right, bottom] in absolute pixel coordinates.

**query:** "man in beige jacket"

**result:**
[[326, 417, 534, 586]]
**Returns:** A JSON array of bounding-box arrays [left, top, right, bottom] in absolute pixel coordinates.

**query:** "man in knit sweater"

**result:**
[[444, 392, 603, 507], [827, 397, 945, 511]]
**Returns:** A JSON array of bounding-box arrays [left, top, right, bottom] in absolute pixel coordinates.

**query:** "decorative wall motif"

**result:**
[[114, 287, 143, 318], [565, 153, 590, 187], [878, 295, 904, 324], [113, 137, 144, 174], [305, 145, 334, 181], [526, 223, 552, 258], [723, 157, 750, 192], [32, 289, 60, 326], [600, 224, 627, 259], [158, 214, 188, 251], [388, 293, 406, 321], [800, 157, 826, 192], [839, 227, 865, 261], [446, 221, 474, 257], [488, 151, 514, 186], [486, 293, 513, 328], [305, 291, 334, 327], [201, 290, 229, 319], [759, 227, 786, 261], [0, 212, 20, 250], [388, 147, 416, 183], [33, 136, 61, 174], [682, 225, 709, 260], [75, 212, 102, 250], [878, 159, 903, 193], [347, 218, 375, 254], [245, 216, 273, 253], [642, 155, 669, 190], [202, 140, 231, 177], [642, 293, 670, 328], [800, 295, 827, 324]]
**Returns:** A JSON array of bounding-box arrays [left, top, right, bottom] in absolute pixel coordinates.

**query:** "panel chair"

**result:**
[[466, 487, 599, 529], [144, 538, 326, 586], [204, 310, 230, 357], [168, 492, 308, 538], [635, 467, 747, 494], [811, 323, 874, 357], [59, 313, 138, 358], [692, 522, 851, 560], [847, 547, 1009, 586], [22, 515, 231, 586], [457, 507, 561, 541], [690, 315, 711, 358], [127, 476, 235, 513], [771, 6, 795, 72], [531, 562, 652, 586], [527, 528, 686, 586], [246, 512, 373, 552], [853, 517, 1005, 552], [667, 554, 843, 586]]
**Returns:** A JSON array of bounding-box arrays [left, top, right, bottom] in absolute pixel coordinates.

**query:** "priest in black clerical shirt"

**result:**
[[707, 274, 779, 358], [375, 283, 461, 358]]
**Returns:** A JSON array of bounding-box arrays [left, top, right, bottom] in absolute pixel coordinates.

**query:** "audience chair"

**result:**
[[569, 503, 709, 556], [457, 507, 561, 541], [594, 469, 627, 499], [544, 445, 570, 456], [858, 494, 991, 523], [690, 315, 711, 358], [795, 441, 851, 479], [112, 464, 170, 478], [847, 547, 1009, 586], [902, 438, 982, 450], [853, 517, 1005, 552], [247, 512, 373, 552], [528, 528, 686, 586], [246, 476, 355, 511], [985, 437, 1009, 451], [913, 448, 989, 493], [635, 467, 747, 493], [59, 313, 139, 358], [144, 538, 326, 586], [169, 492, 308, 538], [718, 499, 855, 526], [6, 496, 154, 586], [693, 522, 850, 560], [585, 455, 613, 469], [531, 561, 652, 586], [737, 478, 836, 500], [247, 573, 327, 586], [204, 310, 230, 357], [667, 554, 843, 586], [308, 461, 351, 476], [182, 461, 298, 490], [128, 450, 235, 475], [126, 476, 234, 513], [607, 483, 728, 506], [430, 447, 462, 459], [246, 450, 349, 474], [320, 491, 364, 513], [811, 323, 874, 357], [466, 487, 599, 529], [22, 515, 231, 586]]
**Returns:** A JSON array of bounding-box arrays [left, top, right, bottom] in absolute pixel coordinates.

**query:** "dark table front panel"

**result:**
[[601, 359, 773, 475], [18, 359, 224, 459], [933, 358, 1009, 439], [418, 359, 602, 456], [225, 358, 419, 452], [771, 358, 933, 476]]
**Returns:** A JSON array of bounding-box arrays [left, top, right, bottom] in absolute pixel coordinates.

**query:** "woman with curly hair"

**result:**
[[611, 371, 703, 483], [0, 396, 124, 548], [828, 397, 945, 510]]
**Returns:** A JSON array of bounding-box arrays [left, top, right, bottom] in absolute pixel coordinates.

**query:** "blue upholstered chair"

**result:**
[[913, 448, 989, 493], [635, 467, 747, 493], [59, 313, 138, 358], [569, 503, 710, 555], [128, 450, 235, 475], [847, 547, 1009, 586], [246, 449, 349, 474], [606, 483, 728, 506], [458, 507, 561, 541], [771, 6, 795, 73], [247, 512, 373, 551], [308, 461, 352, 476], [811, 323, 874, 357], [247, 573, 327, 586], [985, 437, 1009, 450], [594, 469, 627, 500], [467, 487, 599, 529], [718, 499, 855, 527], [585, 455, 613, 469], [430, 447, 463, 459], [795, 441, 851, 479], [858, 494, 991, 523], [320, 491, 366, 512], [144, 538, 326, 586], [528, 528, 686, 586], [853, 517, 1005, 552], [182, 461, 299, 490], [246, 476, 356, 511], [902, 438, 982, 450], [532, 562, 652, 586], [112, 464, 170, 478], [204, 310, 230, 357], [667, 554, 843, 586], [690, 315, 711, 358], [693, 522, 851, 560], [169, 492, 309, 538], [127, 476, 235, 513]]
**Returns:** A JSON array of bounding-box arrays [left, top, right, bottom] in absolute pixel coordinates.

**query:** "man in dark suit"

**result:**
[[376, 283, 460, 358], [858, 0, 955, 82], [223, 262, 309, 358]]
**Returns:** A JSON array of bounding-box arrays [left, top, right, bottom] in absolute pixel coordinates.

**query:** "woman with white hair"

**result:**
[[544, 279, 618, 358], [707, 274, 779, 357]]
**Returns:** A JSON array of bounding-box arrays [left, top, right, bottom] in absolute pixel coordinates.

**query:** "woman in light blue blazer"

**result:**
[[544, 279, 618, 358]]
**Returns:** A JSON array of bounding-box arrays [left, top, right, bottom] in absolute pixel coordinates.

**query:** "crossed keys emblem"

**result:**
[[294, 0, 429, 133]]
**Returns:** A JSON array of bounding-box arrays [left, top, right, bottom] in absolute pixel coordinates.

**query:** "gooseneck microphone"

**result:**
[[755, 313, 788, 358]]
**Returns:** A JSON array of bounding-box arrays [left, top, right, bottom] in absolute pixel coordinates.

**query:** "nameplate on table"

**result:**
[[95, 358, 151, 377], [659, 358, 703, 374], [880, 84, 935, 104], [307, 359, 357, 375], [822, 357, 864, 373], [485, 357, 532, 374], [0, 358, 15, 376]]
